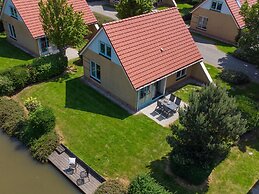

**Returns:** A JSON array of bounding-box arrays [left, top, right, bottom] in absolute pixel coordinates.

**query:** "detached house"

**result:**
[[0, 0, 98, 56], [190, 0, 256, 43], [80, 8, 212, 112]]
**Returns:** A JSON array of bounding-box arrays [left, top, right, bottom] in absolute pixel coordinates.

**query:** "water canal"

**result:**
[[0, 131, 81, 194]]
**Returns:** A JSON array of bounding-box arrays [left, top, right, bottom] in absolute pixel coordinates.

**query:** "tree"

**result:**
[[39, 0, 89, 55], [238, 0, 259, 64], [168, 84, 247, 168], [116, 0, 154, 19]]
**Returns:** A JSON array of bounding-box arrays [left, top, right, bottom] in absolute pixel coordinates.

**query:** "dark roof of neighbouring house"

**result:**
[[225, 0, 257, 28], [11, 0, 97, 38], [102, 8, 203, 89]]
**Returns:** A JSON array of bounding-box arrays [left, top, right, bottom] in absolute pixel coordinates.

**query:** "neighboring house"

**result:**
[[109, 0, 176, 7], [0, 0, 98, 56], [80, 8, 212, 112], [190, 0, 256, 44]]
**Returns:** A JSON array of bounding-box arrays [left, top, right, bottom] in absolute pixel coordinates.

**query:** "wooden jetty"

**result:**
[[48, 144, 105, 194]]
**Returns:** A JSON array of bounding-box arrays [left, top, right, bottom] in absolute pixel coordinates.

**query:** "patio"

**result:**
[[140, 94, 187, 127]]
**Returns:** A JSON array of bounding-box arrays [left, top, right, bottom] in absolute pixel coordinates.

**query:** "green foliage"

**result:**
[[220, 69, 250, 85], [23, 107, 55, 143], [95, 180, 128, 194], [116, 0, 154, 19], [24, 97, 42, 112], [168, 84, 247, 169], [29, 53, 68, 82], [128, 174, 170, 194], [0, 75, 14, 96], [238, 0, 259, 65], [1, 65, 30, 91], [30, 130, 59, 163], [0, 97, 25, 136], [39, 0, 89, 55]]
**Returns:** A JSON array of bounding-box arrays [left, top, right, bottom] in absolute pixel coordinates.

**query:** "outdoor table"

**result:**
[[159, 98, 178, 111]]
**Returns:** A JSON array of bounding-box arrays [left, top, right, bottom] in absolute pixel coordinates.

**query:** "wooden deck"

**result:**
[[48, 144, 105, 194]]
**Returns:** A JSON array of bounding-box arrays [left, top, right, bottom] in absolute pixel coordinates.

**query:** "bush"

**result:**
[[170, 158, 211, 185], [0, 97, 25, 136], [1, 65, 31, 91], [30, 130, 59, 163], [220, 69, 250, 85], [95, 180, 128, 194], [128, 174, 170, 194], [29, 54, 68, 82], [23, 107, 55, 143], [24, 97, 42, 112], [0, 75, 14, 96]]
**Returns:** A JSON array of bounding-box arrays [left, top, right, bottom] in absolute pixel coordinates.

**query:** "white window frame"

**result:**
[[8, 24, 16, 39], [9, 6, 18, 19], [99, 41, 111, 59], [90, 61, 101, 82], [176, 68, 187, 80], [197, 16, 208, 30], [210, 0, 223, 11]]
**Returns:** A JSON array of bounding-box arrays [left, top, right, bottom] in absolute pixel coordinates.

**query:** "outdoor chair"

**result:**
[[69, 157, 77, 172], [169, 94, 176, 102], [154, 100, 164, 114], [161, 105, 172, 118], [174, 97, 181, 112]]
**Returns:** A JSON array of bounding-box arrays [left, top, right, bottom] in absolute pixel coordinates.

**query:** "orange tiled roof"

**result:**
[[12, 0, 97, 38], [103, 8, 202, 89], [225, 0, 256, 28]]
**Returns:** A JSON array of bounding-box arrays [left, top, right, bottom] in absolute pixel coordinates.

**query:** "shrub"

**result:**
[[0, 75, 14, 96], [0, 97, 25, 136], [220, 69, 250, 85], [24, 97, 42, 112], [1, 65, 31, 91], [29, 54, 68, 82], [30, 130, 59, 163], [95, 180, 128, 194], [128, 174, 170, 194], [23, 107, 55, 143]]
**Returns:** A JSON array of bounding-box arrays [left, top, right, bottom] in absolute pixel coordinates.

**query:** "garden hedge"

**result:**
[[95, 180, 128, 194]]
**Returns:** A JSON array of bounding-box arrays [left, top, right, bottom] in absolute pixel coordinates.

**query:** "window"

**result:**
[[8, 24, 16, 39], [90, 61, 101, 82], [40, 37, 49, 53], [99, 41, 112, 59], [197, 16, 208, 30], [211, 0, 223, 11], [139, 86, 150, 99], [176, 68, 187, 80], [10, 6, 18, 19]]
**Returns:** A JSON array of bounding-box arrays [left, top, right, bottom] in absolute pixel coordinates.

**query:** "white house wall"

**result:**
[[88, 29, 121, 66], [200, 0, 231, 15]]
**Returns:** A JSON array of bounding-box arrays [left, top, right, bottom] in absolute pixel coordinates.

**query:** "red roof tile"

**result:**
[[12, 0, 97, 38], [103, 8, 202, 89], [225, 0, 256, 28]]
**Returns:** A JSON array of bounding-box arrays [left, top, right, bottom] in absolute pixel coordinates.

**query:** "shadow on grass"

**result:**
[[65, 77, 129, 119], [147, 155, 208, 194], [0, 35, 33, 61], [237, 130, 259, 153]]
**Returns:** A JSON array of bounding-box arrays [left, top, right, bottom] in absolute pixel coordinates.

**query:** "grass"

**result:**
[[173, 84, 201, 103], [17, 62, 172, 180], [157, 6, 170, 10], [0, 33, 33, 72], [177, 3, 193, 16], [93, 12, 115, 26]]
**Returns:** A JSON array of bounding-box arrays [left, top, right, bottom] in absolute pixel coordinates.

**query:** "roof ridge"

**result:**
[[103, 7, 177, 26]]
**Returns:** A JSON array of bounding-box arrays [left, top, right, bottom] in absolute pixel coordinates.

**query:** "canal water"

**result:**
[[0, 131, 82, 194]]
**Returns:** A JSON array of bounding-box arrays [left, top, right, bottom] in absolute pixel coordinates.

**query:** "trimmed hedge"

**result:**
[[128, 175, 170, 194], [23, 107, 55, 144], [30, 130, 59, 163], [0, 53, 68, 96], [0, 97, 25, 136], [95, 180, 128, 194], [220, 69, 250, 85]]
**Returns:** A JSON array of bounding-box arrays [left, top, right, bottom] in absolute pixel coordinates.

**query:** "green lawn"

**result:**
[[0, 34, 33, 72]]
